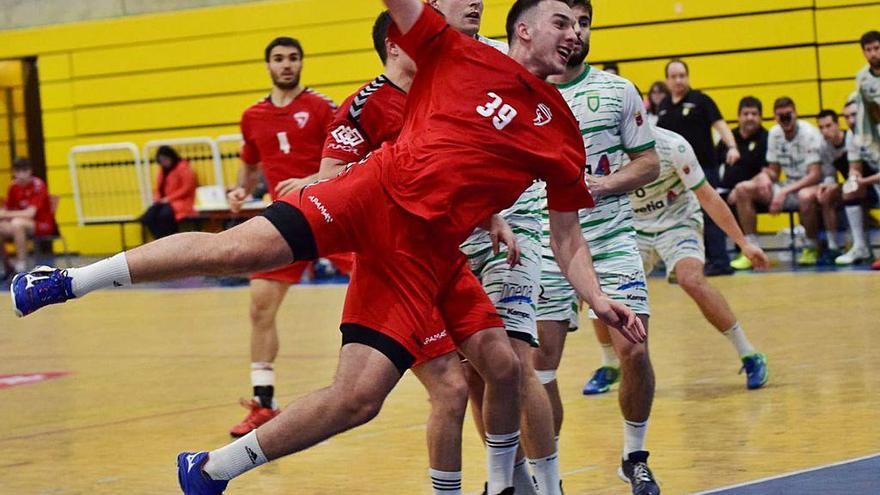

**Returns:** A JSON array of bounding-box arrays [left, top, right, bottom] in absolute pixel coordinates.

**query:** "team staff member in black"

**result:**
[[658, 59, 740, 276]]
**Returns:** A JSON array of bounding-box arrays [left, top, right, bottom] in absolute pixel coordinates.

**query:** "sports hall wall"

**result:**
[[0, 0, 876, 255]]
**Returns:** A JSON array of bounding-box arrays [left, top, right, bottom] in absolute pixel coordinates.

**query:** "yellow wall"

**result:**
[[0, 0, 875, 254]]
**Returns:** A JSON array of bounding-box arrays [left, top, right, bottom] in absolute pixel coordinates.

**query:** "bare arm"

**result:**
[[548, 209, 645, 343], [779, 163, 822, 195], [694, 182, 769, 269], [0, 206, 36, 220], [383, 0, 424, 33], [713, 119, 740, 165], [227, 162, 262, 213], [587, 149, 660, 198]]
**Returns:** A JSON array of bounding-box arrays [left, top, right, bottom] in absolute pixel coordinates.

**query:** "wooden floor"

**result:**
[[1, 271, 879, 494]]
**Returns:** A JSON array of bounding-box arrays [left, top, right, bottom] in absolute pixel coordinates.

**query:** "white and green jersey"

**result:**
[[766, 120, 822, 185], [631, 127, 706, 234], [847, 129, 880, 172], [542, 66, 656, 243]]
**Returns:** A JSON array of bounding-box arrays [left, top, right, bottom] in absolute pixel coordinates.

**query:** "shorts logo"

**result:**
[[423, 329, 448, 345], [294, 111, 310, 128], [533, 103, 553, 127], [616, 272, 646, 292], [331, 125, 365, 147], [308, 195, 333, 223], [499, 283, 534, 305]]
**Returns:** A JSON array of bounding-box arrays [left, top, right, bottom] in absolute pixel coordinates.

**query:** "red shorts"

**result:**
[[274, 159, 503, 369], [250, 253, 354, 284]]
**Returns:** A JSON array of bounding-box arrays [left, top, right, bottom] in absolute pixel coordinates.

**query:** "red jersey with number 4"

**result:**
[[382, 7, 592, 244], [240, 89, 336, 199], [5, 177, 57, 236], [322, 75, 407, 164]]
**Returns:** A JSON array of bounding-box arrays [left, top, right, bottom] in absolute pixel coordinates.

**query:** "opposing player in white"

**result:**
[[427, 1, 561, 493], [588, 127, 770, 397], [536, 2, 661, 493]]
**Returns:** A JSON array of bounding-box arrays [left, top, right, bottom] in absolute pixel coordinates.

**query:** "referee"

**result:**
[[658, 59, 740, 276]]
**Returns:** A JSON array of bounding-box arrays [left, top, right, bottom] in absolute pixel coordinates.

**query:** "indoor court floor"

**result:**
[[1, 271, 878, 494]]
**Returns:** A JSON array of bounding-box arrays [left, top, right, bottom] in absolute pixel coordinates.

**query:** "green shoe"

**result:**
[[730, 254, 752, 270], [797, 247, 818, 266], [740, 352, 769, 390]]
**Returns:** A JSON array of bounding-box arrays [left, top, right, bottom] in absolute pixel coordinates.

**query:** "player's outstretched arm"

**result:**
[[382, 0, 424, 34], [548, 209, 646, 343], [694, 182, 769, 271], [587, 149, 660, 198]]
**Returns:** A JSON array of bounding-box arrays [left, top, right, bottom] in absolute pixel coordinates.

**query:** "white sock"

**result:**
[[250, 363, 276, 409], [13, 260, 26, 272], [429, 468, 462, 495], [827, 232, 840, 250], [67, 252, 132, 297], [485, 431, 519, 494], [600, 343, 619, 368], [623, 420, 648, 458], [203, 430, 268, 481], [722, 322, 756, 358], [512, 458, 537, 495], [845, 205, 867, 250], [528, 452, 561, 495]]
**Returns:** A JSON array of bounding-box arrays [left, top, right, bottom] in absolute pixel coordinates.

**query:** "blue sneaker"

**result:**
[[177, 452, 228, 495], [10, 266, 76, 317], [740, 352, 769, 390], [582, 366, 620, 395]]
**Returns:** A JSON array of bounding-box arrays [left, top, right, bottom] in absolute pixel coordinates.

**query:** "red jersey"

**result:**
[[240, 89, 336, 199], [322, 75, 407, 164], [384, 7, 592, 243], [5, 177, 57, 236]]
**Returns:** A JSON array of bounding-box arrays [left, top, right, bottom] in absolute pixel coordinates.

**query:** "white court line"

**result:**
[[691, 452, 880, 494]]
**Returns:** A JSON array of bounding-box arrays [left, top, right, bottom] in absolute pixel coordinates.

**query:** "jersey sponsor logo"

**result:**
[[307, 195, 333, 223], [534, 103, 553, 127], [587, 93, 600, 112], [666, 190, 679, 205], [633, 199, 666, 214], [294, 111, 310, 128], [331, 125, 365, 147]]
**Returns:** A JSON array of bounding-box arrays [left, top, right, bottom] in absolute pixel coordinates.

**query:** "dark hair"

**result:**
[[567, 0, 592, 20], [156, 145, 181, 166], [12, 156, 31, 171], [817, 109, 839, 122], [647, 81, 670, 115], [372, 11, 394, 65], [860, 30, 880, 48], [738, 96, 763, 115], [506, 0, 569, 45], [603, 62, 619, 74], [773, 96, 796, 111], [665, 58, 689, 77], [264, 37, 304, 62]]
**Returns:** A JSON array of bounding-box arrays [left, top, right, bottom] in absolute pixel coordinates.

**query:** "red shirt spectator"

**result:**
[[5, 174, 57, 236], [153, 159, 197, 221]]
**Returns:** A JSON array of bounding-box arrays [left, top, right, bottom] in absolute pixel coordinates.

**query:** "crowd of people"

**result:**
[[5, 1, 880, 495]]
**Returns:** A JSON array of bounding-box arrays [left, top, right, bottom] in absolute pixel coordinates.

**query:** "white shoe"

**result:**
[[834, 246, 872, 265]]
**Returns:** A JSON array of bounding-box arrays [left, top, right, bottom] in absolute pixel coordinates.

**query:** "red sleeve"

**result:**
[[4, 185, 16, 209], [31, 180, 50, 210], [388, 6, 453, 64], [545, 168, 594, 211], [239, 112, 260, 166], [164, 163, 198, 202], [321, 94, 376, 163]]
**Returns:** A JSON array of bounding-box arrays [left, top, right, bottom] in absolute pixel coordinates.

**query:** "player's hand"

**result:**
[[586, 175, 608, 200], [590, 296, 646, 344], [275, 178, 311, 198], [725, 146, 741, 166], [227, 187, 248, 214], [742, 242, 770, 271], [489, 215, 520, 267], [768, 192, 786, 213]]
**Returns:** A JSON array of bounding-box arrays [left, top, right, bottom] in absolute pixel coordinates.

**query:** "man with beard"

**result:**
[[855, 31, 880, 157], [535, 1, 662, 494], [225, 37, 351, 438]]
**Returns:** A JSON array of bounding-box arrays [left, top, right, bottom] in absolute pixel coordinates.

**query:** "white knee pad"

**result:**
[[535, 369, 557, 385]]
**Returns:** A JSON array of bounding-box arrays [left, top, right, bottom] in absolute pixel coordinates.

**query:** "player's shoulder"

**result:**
[[768, 124, 784, 139], [346, 75, 403, 122], [857, 64, 874, 81], [241, 95, 272, 120], [303, 88, 337, 110], [798, 119, 821, 138]]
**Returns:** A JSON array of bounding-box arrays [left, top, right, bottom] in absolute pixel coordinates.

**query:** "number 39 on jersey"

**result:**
[[477, 92, 518, 130]]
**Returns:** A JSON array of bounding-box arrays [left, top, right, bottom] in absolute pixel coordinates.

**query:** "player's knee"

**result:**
[[338, 384, 386, 426], [485, 347, 522, 390], [676, 269, 705, 294], [797, 188, 815, 202], [9, 217, 28, 231], [618, 341, 648, 365], [432, 374, 469, 420]]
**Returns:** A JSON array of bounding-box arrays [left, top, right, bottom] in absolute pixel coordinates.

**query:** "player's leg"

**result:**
[[817, 185, 842, 258], [533, 321, 568, 438], [582, 319, 620, 395], [180, 332, 406, 494], [797, 186, 820, 265], [0, 221, 14, 275], [837, 183, 874, 265], [413, 351, 469, 495], [8, 217, 35, 272], [731, 175, 773, 270]]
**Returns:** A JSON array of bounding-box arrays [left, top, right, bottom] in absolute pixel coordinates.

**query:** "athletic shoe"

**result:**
[[729, 254, 752, 271], [582, 366, 620, 395], [10, 266, 76, 317], [229, 399, 280, 437], [834, 246, 872, 266], [177, 452, 228, 495], [704, 263, 734, 276], [480, 483, 515, 495], [797, 247, 818, 266], [872, 258, 880, 270], [817, 249, 840, 266], [740, 352, 769, 390], [618, 451, 660, 495]]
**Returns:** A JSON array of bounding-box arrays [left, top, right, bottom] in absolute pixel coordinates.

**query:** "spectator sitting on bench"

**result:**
[[840, 99, 880, 269], [141, 145, 196, 239], [728, 97, 823, 268], [0, 157, 58, 277]]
